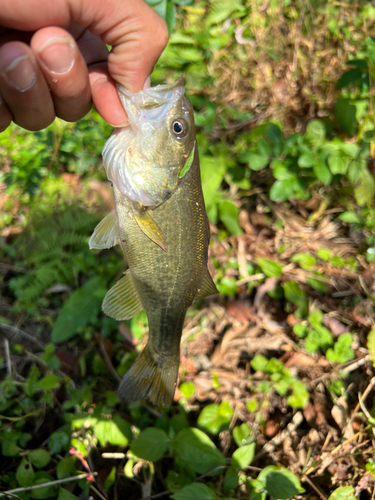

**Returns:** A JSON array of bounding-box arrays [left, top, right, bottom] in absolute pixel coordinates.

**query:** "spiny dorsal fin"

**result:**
[[89, 210, 119, 250], [134, 210, 167, 252], [195, 268, 218, 300], [102, 270, 144, 320]]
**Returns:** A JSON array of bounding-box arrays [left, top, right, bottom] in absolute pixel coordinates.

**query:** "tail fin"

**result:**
[[117, 344, 179, 407]]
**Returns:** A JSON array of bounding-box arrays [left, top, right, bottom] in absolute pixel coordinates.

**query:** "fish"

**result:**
[[89, 77, 217, 406]]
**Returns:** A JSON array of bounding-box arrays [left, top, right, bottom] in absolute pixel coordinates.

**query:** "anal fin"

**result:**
[[89, 210, 119, 250], [102, 270, 144, 320], [134, 209, 167, 252], [195, 267, 218, 300]]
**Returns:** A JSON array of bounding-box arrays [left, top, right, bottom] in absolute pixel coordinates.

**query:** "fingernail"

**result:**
[[38, 37, 75, 75], [3, 55, 36, 92], [143, 75, 151, 90]]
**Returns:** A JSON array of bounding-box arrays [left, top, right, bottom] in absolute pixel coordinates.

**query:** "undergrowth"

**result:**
[[1, 0, 375, 499]]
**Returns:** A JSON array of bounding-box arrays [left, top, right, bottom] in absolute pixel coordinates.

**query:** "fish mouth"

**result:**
[[117, 77, 186, 110]]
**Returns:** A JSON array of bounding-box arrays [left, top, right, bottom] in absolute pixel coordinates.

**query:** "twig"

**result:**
[[90, 484, 108, 500], [302, 475, 328, 500], [254, 411, 304, 460], [0, 324, 44, 350], [0, 473, 96, 497], [95, 334, 121, 383], [236, 273, 265, 286], [3, 338, 11, 376]]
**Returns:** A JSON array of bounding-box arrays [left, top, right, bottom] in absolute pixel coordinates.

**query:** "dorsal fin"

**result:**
[[195, 268, 218, 300], [102, 270, 144, 320], [89, 211, 119, 250]]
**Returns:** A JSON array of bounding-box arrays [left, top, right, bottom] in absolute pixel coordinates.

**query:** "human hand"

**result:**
[[0, 0, 168, 132]]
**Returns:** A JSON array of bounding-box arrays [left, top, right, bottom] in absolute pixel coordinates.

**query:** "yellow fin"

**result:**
[[134, 210, 167, 252], [102, 270, 143, 320], [117, 344, 179, 407], [89, 210, 119, 250], [195, 268, 218, 300]]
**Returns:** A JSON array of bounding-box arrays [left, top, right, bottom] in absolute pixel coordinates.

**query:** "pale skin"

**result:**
[[0, 0, 169, 132]]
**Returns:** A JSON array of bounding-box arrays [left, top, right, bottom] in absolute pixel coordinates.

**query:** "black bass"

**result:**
[[90, 77, 217, 406]]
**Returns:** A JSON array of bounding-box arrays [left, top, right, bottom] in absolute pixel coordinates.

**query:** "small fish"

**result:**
[[90, 77, 217, 406]]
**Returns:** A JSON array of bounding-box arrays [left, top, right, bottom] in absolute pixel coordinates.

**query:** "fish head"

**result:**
[[102, 77, 196, 207]]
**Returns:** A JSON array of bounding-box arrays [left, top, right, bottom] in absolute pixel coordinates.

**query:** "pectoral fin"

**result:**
[[195, 268, 218, 300], [89, 210, 119, 250], [102, 270, 144, 320], [134, 210, 167, 252]]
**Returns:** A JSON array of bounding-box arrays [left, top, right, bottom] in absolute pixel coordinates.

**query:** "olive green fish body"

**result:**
[[89, 78, 217, 406], [114, 148, 208, 405]]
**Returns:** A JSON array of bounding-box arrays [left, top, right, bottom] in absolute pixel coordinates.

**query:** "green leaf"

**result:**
[[290, 253, 316, 270], [283, 281, 306, 307], [180, 382, 195, 398], [57, 456, 78, 480], [132, 428, 169, 462], [30, 472, 56, 499], [16, 458, 35, 487], [200, 156, 226, 209], [367, 329, 375, 367], [171, 483, 216, 500], [251, 354, 268, 372], [287, 380, 309, 409], [166, 470, 191, 493], [198, 402, 233, 435], [2, 438, 21, 457], [272, 162, 296, 181], [165, 1, 176, 33], [339, 211, 361, 223], [336, 67, 364, 90], [354, 168, 375, 206], [266, 123, 283, 143], [293, 324, 308, 338], [217, 276, 237, 296], [317, 248, 331, 260], [218, 199, 243, 235], [305, 120, 326, 147], [37, 375, 60, 391], [257, 466, 305, 499], [298, 153, 315, 168], [313, 162, 332, 185], [104, 466, 116, 493], [328, 153, 349, 175], [58, 488, 79, 500], [269, 179, 295, 202], [29, 450, 51, 469], [94, 414, 132, 447], [326, 333, 354, 363], [224, 466, 239, 492], [51, 276, 107, 343], [334, 98, 357, 136], [257, 258, 283, 277], [173, 427, 226, 474], [246, 152, 269, 171], [232, 423, 252, 447], [231, 443, 255, 469], [328, 486, 356, 500]]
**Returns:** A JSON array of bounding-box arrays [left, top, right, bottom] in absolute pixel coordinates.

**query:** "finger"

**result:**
[[1, 0, 169, 92], [31, 27, 92, 122], [89, 63, 127, 126], [0, 41, 55, 130], [0, 90, 12, 132]]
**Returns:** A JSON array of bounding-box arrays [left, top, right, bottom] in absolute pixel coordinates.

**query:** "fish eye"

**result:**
[[171, 119, 188, 139]]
